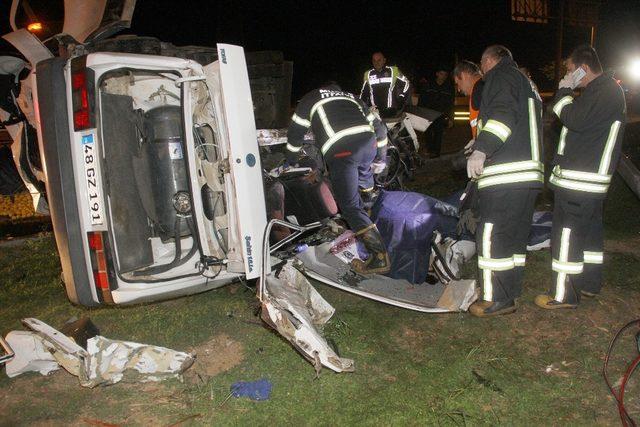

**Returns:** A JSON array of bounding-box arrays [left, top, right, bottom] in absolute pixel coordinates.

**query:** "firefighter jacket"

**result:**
[[360, 66, 411, 110], [286, 85, 387, 162], [469, 79, 484, 139], [550, 74, 626, 199], [474, 57, 544, 191]]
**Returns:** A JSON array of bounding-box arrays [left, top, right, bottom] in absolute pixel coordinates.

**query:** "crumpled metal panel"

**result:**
[[261, 260, 355, 373]]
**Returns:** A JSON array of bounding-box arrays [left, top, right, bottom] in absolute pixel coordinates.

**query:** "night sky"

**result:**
[[1, 0, 640, 98]]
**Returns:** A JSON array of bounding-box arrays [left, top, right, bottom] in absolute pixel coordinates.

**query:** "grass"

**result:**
[[1, 130, 640, 425]]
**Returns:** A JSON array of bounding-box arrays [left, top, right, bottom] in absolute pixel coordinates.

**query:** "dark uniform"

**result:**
[[286, 85, 388, 234], [360, 66, 411, 117], [418, 78, 455, 157], [546, 74, 626, 303], [474, 57, 544, 304]]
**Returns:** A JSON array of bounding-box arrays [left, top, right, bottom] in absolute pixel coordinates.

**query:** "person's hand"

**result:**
[[558, 73, 575, 90], [464, 139, 475, 156], [371, 161, 386, 175], [466, 150, 486, 179]]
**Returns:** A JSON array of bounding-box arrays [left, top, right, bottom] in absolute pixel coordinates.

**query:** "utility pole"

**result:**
[[554, 0, 565, 84]]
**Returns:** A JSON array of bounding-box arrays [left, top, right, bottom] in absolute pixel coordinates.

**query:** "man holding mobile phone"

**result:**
[[535, 45, 627, 309]]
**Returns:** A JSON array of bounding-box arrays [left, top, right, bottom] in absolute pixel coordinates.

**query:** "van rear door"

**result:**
[[203, 44, 267, 280]]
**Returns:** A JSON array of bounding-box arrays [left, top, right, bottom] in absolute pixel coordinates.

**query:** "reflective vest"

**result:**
[[469, 79, 483, 139], [360, 66, 411, 109]]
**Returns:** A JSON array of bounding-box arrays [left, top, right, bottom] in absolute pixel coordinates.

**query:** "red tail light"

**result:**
[[71, 57, 94, 131], [87, 231, 113, 303]]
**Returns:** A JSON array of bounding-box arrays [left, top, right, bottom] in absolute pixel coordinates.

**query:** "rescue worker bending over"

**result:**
[[535, 45, 626, 309], [286, 83, 390, 275], [453, 60, 484, 153], [466, 45, 544, 317], [360, 52, 411, 118]]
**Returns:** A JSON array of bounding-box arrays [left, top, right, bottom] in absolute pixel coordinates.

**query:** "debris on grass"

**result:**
[[230, 378, 273, 401], [4, 318, 194, 387]]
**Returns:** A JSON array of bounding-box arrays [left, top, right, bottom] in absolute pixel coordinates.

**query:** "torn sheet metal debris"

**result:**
[[5, 318, 194, 387], [261, 260, 355, 373], [298, 243, 477, 312], [4, 331, 59, 377], [83, 336, 194, 387]]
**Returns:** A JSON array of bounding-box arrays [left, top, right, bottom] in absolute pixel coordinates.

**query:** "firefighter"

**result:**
[[360, 52, 411, 118], [453, 60, 484, 154], [285, 83, 390, 274], [535, 45, 626, 309], [466, 45, 544, 317]]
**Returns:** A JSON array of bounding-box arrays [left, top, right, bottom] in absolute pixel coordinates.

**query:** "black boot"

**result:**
[[351, 224, 391, 275]]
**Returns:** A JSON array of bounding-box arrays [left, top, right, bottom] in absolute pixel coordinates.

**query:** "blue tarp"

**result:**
[[371, 190, 458, 284]]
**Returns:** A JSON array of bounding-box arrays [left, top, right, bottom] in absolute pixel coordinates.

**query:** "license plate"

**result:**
[[81, 134, 104, 225]]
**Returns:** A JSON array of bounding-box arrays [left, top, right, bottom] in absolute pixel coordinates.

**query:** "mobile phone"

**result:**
[[572, 67, 586, 85]]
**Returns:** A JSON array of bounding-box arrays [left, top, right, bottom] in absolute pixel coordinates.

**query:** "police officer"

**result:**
[[360, 52, 411, 118], [466, 45, 544, 317], [286, 83, 390, 274], [535, 45, 626, 309]]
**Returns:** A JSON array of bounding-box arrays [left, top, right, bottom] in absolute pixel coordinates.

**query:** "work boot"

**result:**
[[468, 299, 516, 317], [534, 294, 578, 310], [360, 187, 381, 213], [350, 224, 391, 275]]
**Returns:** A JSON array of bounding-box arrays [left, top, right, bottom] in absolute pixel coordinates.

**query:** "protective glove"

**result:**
[[371, 160, 387, 175], [558, 73, 575, 90], [466, 150, 486, 179], [464, 139, 475, 156]]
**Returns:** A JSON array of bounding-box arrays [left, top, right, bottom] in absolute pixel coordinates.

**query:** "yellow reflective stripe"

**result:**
[[286, 143, 302, 153], [478, 171, 543, 189], [552, 165, 611, 183], [317, 106, 334, 137], [553, 96, 573, 117], [584, 251, 603, 264], [528, 98, 540, 162], [557, 126, 568, 155], [376, 137, 388, 148], [481, 223, 493, 301], [554, 227, 571, 301], [598, 120, 622, 175], [321, 125, 374, 155], [310, 96, 361, 118], [478, 256, 515, 271], [477, 119, 483, 132], [482, 160, 543, 177], [481, 119, 512, 142], [549, 174, 608, 193], [291, 113, 311, 128], [513, 254, 526, 266], [552, 259, 584, 274]]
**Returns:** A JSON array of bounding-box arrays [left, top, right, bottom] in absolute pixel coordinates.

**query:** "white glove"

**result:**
[[371, 161, 386, 175], [558, 73, 575, 90], [466, 150, 486, 179], [464, 139, 475, 156]]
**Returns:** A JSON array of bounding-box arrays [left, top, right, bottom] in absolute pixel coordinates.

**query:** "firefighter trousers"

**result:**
[[324, 133, 377, 233], [548, 193, 604, 303], [477, 188, 539, 302]]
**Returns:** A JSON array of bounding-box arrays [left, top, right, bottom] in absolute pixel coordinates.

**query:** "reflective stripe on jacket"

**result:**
[[360, 66, 411, 109], [286, 85, 387, 160], [550, 74, 626, 198], [474, 57, 544, 191]]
